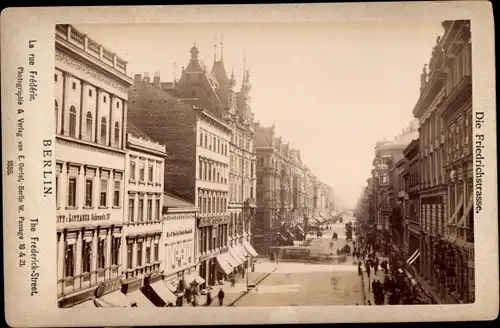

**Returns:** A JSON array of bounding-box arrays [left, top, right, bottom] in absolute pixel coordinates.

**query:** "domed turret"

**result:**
[[190, 42, 200, 60]]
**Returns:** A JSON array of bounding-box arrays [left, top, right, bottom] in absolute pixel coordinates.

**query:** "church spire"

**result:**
[[213, 37, 218, 63], [220, 34, 224, 61], [190, 42, 199, 61]]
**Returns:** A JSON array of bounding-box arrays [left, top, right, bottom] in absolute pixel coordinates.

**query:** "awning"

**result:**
[[150, 281, 177, 305], [276, 232, 287, 241], [407, 249, 420, 266], [97, 290, 136, 307], [237, 245, 250, 258], [243, 241, 258, 257], [216, 255, 233, 275], [222, 251, 240, 268], [286, 229, 295, 238], [229, 248, 246, 264], [73, 299, 97, 308], [296, 225, 304, 234], [165, 280, 179, 293], [308, 220, 317, 226], [192, 274, 206, 285], [125, 289, 155, 307]]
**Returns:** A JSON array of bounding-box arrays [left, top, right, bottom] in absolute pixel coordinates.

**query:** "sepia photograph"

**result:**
[[1, 3, 497, 326], [54, 20, 473, 308]]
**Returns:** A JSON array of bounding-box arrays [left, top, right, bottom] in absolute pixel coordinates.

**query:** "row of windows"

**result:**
[[56, 165, 122, 209], [199, 224, 227, 254], [130, 159, 162, 184], [199, 129, 228, 155], [230, 154, 255, 178], [165, 240, 194, 271], [198, 190, 228, 214], [126, 240, 160, 269], [63, 235, 120, 278], [55, 100, 121, 147], [198, 158, 228, 183], [128, 195, 161, 222]]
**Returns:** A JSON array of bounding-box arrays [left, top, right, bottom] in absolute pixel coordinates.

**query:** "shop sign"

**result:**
[[166, 228, 193, 238], [57, 213, 111, 224], [198, 216, 230, 227], [95, 278, 121, 297]]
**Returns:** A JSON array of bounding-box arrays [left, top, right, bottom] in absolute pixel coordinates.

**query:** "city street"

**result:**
[[233, 217, 366, 306]]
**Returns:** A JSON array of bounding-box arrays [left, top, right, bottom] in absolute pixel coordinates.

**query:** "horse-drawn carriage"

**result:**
[[336, 244, 351, 256]]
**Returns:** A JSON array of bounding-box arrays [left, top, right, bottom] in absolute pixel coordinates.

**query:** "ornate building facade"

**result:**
[[55, 24, 133, 308]]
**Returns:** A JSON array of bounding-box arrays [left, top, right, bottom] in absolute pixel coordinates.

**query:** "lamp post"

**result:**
[[246, 254, 250, 291]]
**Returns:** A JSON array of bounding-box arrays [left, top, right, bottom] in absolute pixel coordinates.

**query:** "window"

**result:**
[[116, 101, 120, 108], [154, 242, 159, 261], [137, 242, 143, 266], [82, 240, 92, 273], [54, 74, 58, 82], [72, 82, 76, 90], [103, 95, 107, 103], [127, 243, 133, 269], [148, 165, 153, 182], [198, 196, 202, 213], [146, 244, 151, 264], [138, 199, 144, 221], [88, 89, 93, 97], [56, 175, 59, 208], [64, 244, 75, 277], [200, 132, 203, 146], [68, 177, 77, 207], [100, 117, 107, 144], [130, 161, 136, 180], [128, 198, 135, 222], [199, 159, 203, 179], [147, 199, 152, 221], [69, 106, 77, 138], [85, 179, 93, 207], [86, 112, 93, 141], [114, 122, 120, 146], [100, 178, 108, 207], [97, 238, 106, 269], [213, 137, 216, 150], [155, 199, 160, 220], [204, 135, 207, 148], [113, 180, 121, 207], [111, 237, 120, 266], [55, 100, 59, 133], [139, 163, 145, 181], [217, 139, 220, 153]]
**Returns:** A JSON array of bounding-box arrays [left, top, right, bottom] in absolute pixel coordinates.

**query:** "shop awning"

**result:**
[[243, 241, 258, 257], [192, 274, 205, 285], [308, 220, 317, 226], [286, 229, 295, 238], [407, 249, 420, 266], [165, 280, 179, 293], [73, 299, 97, 308], [222, 251, 240, 268], [150, 281, 177, 305], [126, 289, 155, 307], [96, 290, 136, 307], [216, 255, 233, 275], [296, 225, 304, 234], [237, 245, 250, 258], [229, 248, 246, 264]]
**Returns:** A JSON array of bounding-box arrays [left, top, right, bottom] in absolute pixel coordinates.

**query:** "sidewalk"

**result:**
[[199, 259, 280, 307]]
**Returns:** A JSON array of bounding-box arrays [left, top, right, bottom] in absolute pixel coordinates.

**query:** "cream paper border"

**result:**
[[1, 2, 497, 326]]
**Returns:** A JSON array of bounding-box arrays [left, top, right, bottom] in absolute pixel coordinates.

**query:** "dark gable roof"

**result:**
[[127, 121, 154, 142], [211, 60, 229, 88], [163, 192, 195, 208]]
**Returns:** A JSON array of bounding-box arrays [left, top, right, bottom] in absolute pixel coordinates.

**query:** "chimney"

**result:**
[[143, 72, 150, 84], [134, 74, 142, 82], [153, 71, 161, 87]]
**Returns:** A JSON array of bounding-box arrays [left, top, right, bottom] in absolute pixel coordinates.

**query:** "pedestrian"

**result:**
[[374, 262, 378, 275], [191, 294, 198, 307], [230, 275, 236, 287], [366, 265, 371, 279], [241, 268, 245, 279], [205, 289, 212, 306], [218, 288, 225, 306], [367, 300, 372, 305]]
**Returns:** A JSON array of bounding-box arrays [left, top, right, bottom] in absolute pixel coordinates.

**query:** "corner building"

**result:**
[[54, 24, 133, 307]]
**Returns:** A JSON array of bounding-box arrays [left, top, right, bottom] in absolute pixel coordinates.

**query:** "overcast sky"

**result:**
[[75, 21, 443, 210]]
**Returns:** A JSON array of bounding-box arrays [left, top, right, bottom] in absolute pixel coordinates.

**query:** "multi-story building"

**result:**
[[162, 192, 198, 307], [173, 43, 258, 272], [128, 65, 249, 291], [121, 123, 169, 307], [55, 24, 133, 308], [438, 19, 473, 303]]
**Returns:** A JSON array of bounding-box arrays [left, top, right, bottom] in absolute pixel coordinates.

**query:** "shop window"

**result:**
[[82, 240, 92, 273], [64, 244, 75, 277], [68, 106, 77, 138], [97, 238, 106, 269], [111, 237, 120, 266], [127, 243, 133, 269]]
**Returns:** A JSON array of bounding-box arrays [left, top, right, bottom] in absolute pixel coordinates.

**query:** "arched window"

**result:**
[[100, 117, 107, 144], [114, 122, 120, 147], [68, 106, 77, 137], [55, 100, 59, 133], [85, 112, 93, 141]]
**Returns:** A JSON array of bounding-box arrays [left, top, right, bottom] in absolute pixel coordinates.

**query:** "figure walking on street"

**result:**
[[218, 288, 225, 306]]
